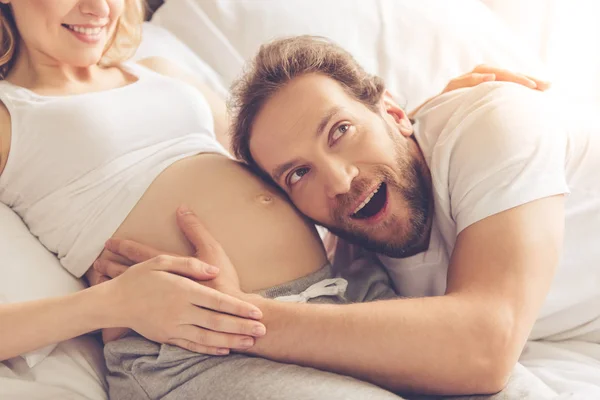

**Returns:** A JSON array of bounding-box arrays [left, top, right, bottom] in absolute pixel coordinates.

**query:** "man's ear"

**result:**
[[382, 90, 413, 137]]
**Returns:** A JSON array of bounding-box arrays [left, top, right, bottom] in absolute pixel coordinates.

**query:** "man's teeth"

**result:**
[[66, 25, 103, 36], [352, 184, 382, 215]]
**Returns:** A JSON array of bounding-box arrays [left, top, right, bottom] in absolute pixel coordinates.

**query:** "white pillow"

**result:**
[[135, 22, 229, 99], [151, 0, 546, 110], [0, 203, 85, 367]]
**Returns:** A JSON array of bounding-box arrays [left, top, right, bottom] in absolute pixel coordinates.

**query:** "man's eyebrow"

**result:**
[[271, 106, 343, 183], [272, 159, 300, 184], [316, 106, 343, 138]]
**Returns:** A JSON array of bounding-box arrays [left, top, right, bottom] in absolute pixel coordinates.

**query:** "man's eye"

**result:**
[[288, 167, 309, 186], [331, 123, 350, 142]]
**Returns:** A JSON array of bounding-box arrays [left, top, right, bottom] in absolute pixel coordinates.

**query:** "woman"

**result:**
[[0, 0, 548, 398]]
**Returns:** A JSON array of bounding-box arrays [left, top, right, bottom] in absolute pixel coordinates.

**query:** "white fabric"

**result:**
[[274, 278, 348, 303], [334, 82, 600, 395], [520, 340, 600, 398], [482, 0, 600, 105], [0, 336, 107, 400], [134, 23, 229, 100], [0, 202, 85, 368], [151, 0, 546, 112], [0, 62, 226, 278]]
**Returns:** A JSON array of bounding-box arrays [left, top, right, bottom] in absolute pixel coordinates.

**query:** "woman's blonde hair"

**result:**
[[0, 0, 145, 79]]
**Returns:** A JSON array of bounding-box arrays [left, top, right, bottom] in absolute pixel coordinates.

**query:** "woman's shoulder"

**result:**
[[135, 56, 184, 77]]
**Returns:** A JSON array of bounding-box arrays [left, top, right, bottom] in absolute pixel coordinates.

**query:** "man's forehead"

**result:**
[[255, 75, 351, 132]]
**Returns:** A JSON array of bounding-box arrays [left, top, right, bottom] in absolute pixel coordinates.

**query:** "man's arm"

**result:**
[[244, 195, 563, 395]]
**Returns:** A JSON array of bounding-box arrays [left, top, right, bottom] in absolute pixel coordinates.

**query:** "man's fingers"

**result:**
[[176, 205, 225, 264], [94, 259, 129, 279], [174, 324, 256, 351], [190, 284, 263, 320], [105, 238, 167, 264], [167, 338, 229, 356], [185, 306, 266, 337]]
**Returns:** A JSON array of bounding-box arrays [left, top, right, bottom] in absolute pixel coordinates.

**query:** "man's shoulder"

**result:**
[[418, 82, 560, 164], [427, 83, 569, 235], [414, 82, 520, 159], [415, 82, 548, 138]]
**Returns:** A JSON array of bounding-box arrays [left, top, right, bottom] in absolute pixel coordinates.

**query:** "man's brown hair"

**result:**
[[229, 35, 385, 175]]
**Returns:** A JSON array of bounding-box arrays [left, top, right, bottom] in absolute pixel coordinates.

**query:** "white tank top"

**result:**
[[0, 63, 229, 277]]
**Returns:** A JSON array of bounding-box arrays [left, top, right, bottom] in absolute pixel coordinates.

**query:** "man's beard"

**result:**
[[315, 136, 432, 258]]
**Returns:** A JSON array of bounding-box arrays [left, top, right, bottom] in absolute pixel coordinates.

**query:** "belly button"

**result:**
[[257, 194, 274, 204]]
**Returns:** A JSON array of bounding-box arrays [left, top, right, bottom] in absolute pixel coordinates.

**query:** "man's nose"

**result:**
[[323, 160, 359, 199]]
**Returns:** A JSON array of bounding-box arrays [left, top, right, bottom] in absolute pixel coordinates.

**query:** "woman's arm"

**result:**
[[0, 285, 110, 361], [1, 251, 265, 362]]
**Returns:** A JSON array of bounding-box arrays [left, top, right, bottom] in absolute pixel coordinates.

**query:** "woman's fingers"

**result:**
[[94, 259, 129, 279], [175, 324, 257, 351], [189, 282, 263, 320], [85, 266, 111, 286], [524, 75, 551, 91], [150, 254, 220, 281], [105, 238, 168, 264], [167, 338, 230, 356], [443, 73, 495, 93], [141, 255, 261, 319], [473, 64, 546, 89], [185, 305, 266, 337]]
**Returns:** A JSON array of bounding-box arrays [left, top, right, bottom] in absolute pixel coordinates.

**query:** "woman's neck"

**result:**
[[7, 41, 103, 91]]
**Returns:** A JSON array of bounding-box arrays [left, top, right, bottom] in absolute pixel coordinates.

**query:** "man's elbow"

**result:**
[[380, 349, 512, 396], [467, 313, 517, 394], [470, 357, 512, 394], [431, 307, 517, 395]]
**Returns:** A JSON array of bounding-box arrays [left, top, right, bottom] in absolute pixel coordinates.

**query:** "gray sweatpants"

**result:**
[[104, 263, 403, 400]]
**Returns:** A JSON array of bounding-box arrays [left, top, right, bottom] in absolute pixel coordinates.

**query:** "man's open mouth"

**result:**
[[350, 182, 388, 220]]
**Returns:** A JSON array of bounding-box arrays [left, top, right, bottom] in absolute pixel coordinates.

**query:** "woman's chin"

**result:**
[[61, 53, 106, 68]]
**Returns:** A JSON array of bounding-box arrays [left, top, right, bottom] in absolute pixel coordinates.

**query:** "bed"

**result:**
[[1, 1, 598, 399]]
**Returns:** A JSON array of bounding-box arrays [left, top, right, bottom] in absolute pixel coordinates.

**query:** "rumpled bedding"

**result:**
[[413, 340, 600, 400], [2, 339, 599, 399]]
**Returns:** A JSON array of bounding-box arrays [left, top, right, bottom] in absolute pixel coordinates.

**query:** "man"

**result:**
[[105, 36, 600, 397]]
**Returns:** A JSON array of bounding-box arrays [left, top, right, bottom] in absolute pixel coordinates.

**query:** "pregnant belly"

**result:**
[[96, 153, 327, 292]]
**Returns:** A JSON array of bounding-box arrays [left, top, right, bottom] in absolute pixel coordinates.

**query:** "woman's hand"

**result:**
[[96, 206, 262, 354], [409, 65, 551, 119], [440, 64, 550, 94]]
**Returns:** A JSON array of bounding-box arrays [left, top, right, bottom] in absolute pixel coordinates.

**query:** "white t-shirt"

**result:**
[[333, 82, 600, 339]]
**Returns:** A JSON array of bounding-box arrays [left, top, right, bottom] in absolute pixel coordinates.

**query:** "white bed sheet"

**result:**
[[0, 336, 107, 400], [521, 340, 600, 398]]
